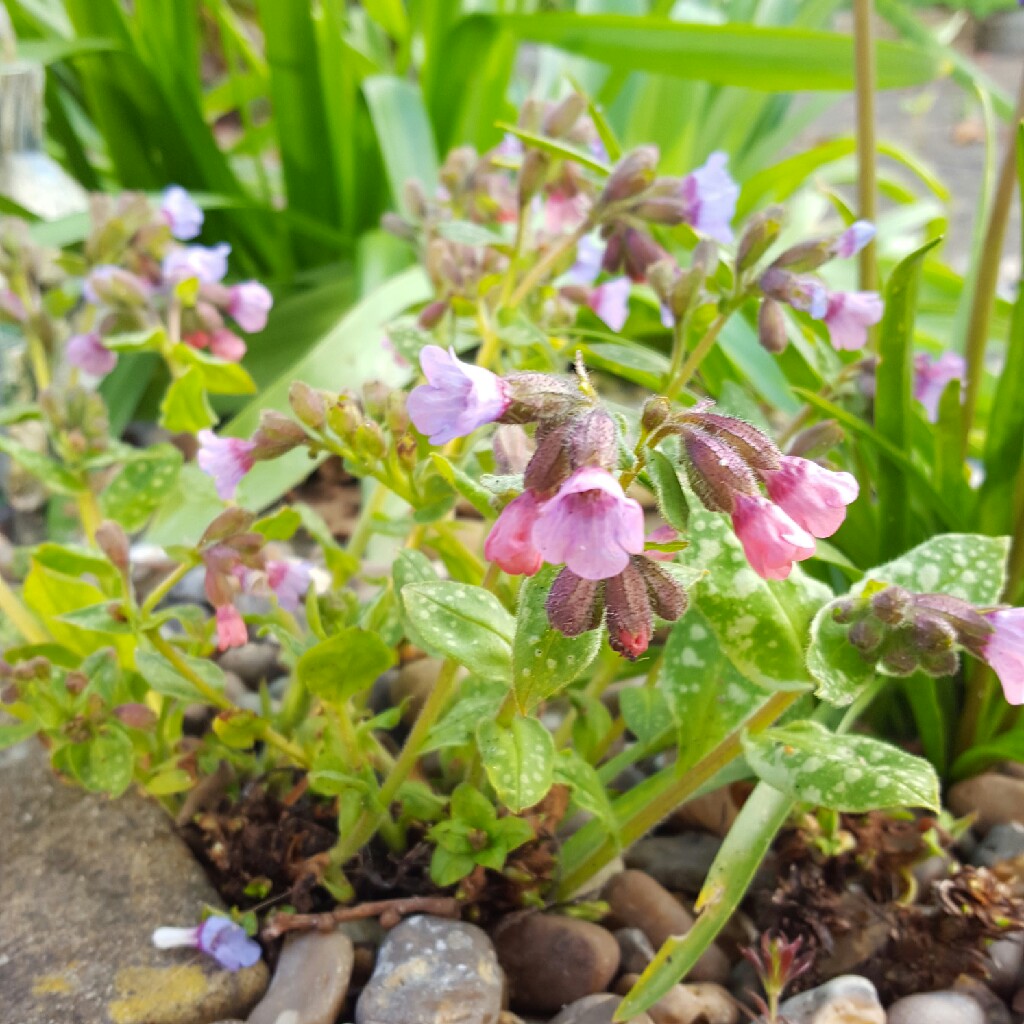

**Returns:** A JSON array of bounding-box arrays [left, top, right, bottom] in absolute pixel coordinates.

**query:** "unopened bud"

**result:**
[[879, 643, 918, 677], [600, 146, 659, 206], [920, 649, 960, 679], [682, 412, 781, 473], [518, 149, 549, 206], [623, 229, 667, 281], [395, 433, 418, 471], [569, 409, 617, 471], [289, 381, 328, 431], [636, 558, 688, 622], [680, 426, 759, 513], [382, 211, 417, 242], [95, 520, 130, 573], [646, 259, 679, 305], [849, 617, 885, 655], [354, 420, 387, 460], [65, 670, 88, 694], [831, 598, 861, 624], [605, 560, 654, 660], [546, 567, 605, 637], [386, 391, 410, 435], [115, 702, 157, 729], [543, 93, 588, 138], [418, 298, 449, 330], [327, 398, 363, 441], [524, 421, 572, 496], [251, 410, 307, 459], [914, 593, 994, 653], [787, 420, 845, 459], [870, 586, 911, 626], [737, 205, 785, 271], [642, 396, 672, 433], [770, 238, 833, 274], [201, 507, 255, 545], [630, 196, 688, 225], [403, 179, 429, 220], [362, 380, 390, 421], [909, 613, 957, 654], [503, 373, 583, 425], [692, 239, 719, 276], [758, 298, 788, 354]]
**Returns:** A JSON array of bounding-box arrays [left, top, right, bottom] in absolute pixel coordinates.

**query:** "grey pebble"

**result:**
[[887, 991, 985, 1024]]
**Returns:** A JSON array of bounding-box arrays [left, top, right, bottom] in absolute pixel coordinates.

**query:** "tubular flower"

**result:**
[[761, 455, 859, 539], [407, 345, 511, 445], [533, 467, 645, 581], [228, 282, 273, 333], [196, 430, 256, 501], [913, 351, 965, 421], [833, 220, 876, 259], [163, 243, 231, 286], [209, 328, 246, 362], [66, 332, 117, 378], [484, 490, 546, 577], [215, 605, 247, 650], [153, 917, 260, 972], [265, 559, 312, 613], [731, 492, 815, 581], [680, 151, 739, 244], [822, 291, 883, 351], [980, 608, 1024, 706], [161, 186, 204, 241], [588, 277, 632, 332]]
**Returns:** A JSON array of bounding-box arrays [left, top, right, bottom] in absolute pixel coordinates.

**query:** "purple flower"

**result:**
[[266, 559, 312, 613], [834, 220, 876, 259], [564, 234, 605, 287], [533, 467, 645, 581], [981, 608, 1024, 706], [196, 430, 256, 500], [913, 351, 965, 421], [152, 916, 261, 972], [680, 152, 739, 244], [66, 332, 117, 378], [822, 291, 883, 351], [484, 490, 546, 577], [761, 456, 859, 539], [589, 277, 631, 332], [228, 282, 273, 333], [407, 345, 510, 445], [215, 604, 247, 650], [163, 243, 231, 286], [496, 133, 524, 160], [731, 492, 815, 580], [161, 186, 204, 241]]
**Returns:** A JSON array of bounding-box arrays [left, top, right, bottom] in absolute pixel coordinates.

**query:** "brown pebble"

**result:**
[[549, 993, 654, 1024], [948, 774, 1024, 833]]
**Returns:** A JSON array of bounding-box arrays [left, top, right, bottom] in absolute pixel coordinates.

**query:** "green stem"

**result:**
[[552, 647, 620, 748], [141, 560, 196, 616], [664, 312, 730, 400], [346, 481, 391, 560], [0, 573, 47, 644], [507, 224, 588, 308], [853, 0, 879, 294]]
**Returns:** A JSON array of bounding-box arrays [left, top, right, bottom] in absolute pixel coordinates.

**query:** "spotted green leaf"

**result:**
[[477, 715, 555, 813], [100, 444, 182, 531]]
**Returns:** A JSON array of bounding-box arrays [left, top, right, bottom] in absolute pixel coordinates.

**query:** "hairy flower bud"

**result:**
[[524, 421, 573, 496], [849, 617, 885, 655], [909, 613, 958, 654], [115, 702, 157, 729], [630, 195, 689, 226], [251, 411, 307, 460], [770, 238, 834, 274], [605, 559, 654, 660], [913, 593, 995, 654], [381, 211, 416, 242], [327, 397, 363, 441], [879, 643, 918, 677], [546, 568, 605, 637], [519, 149, 549, 206], [403, 179, 429, 220], [642, 396, 672, 433], [569, 408, 618, 471], [831, 598, 861, 624], [600, 146, 659, 206], [96, 520, 130, 574], [786, 419, 845, 460], [737, 205, 785, 272], [758, 298, 788, 353], [623, 229, 668, 281], [354, 420, 387, 460], [683, 412, 782, 473], [635, 557, 689, 622], [543, 93, 588, 138], [289, 381, 328, 431], [920, 648, 960, 679], [200, 507, 256, 546], [680, 426, 759, 513], [362, 380, 390, 421], [870, 585, 912, 626], [418, 298, 450, 330], [503, 373, 583, 425]]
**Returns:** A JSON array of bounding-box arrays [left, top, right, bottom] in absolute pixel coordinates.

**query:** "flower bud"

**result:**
[[524, 422, 572, 496], [354, 420, 387, 460], [914, 593, 994, 653], [395, 433, 418, 471], [646, 259, 679, 306], [908, 613, 958, 654], [920, 649, 960, 679], [642, 396, 672, 433], [518, 150, 549, 206], [327, 398, 363, 441], [503, 373, 583, 425], [201, 507, 256, 546], [492, 425, 533, 475], [605, 560, 654, 660], [630, 196, 689, 225], [623, 229, 668, 281], [683, 412, 781, 473], [879, 643, 918, 677], [849, 617, 885, 655], [680, 426, 759, 513], [600, 146, 659, 206], [65, 670, 88, 694], [543, 93, 588, 138], [786, 420, 845, 460], [546, 567, 605, 637], [403, 179, 429, 220], [692, 239, 719, 276], [251, 410, 307, 459], [737, 205, 785, 271], [758, 298, 788, 354], [635, 557, 688, 622], [870, 585, 911, 626], [770, 238, 834, 274], [115, 703, 157, 729], [569, 408, 617, 471], [382, 211, 416, 242], [386, 391, 410, 435], [362, 380, 391, 421], [95, 520, 130, 574], [289, 381, 328, 431], [418, 298, 450, 330], [831, 598, 861, 624]]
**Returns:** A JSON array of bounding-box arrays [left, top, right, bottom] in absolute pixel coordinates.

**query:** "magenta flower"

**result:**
[[533, 467, 645, 581], [209, 328, 246, 362], [266, 559, 312, 613], [914, 351, 965, 421], [407, 345, 511, 445], [981, 608, 1024, 705], [215, 604, 247, 650], [834, 220, 875, 259], [484, 490, 545, 577], [163, 243, 231, 286], [196, 430, 256, 500], [66, 332, 117, 378], [589, 277, 631, 332], [761, 456, 859, 538], [161, 186, 204, 241], [822, 291, 883, 351], [680, 152, 739, 244], [731, 492, 815, 580], [228, 282, 273, 332], [152, 916, 260, 972]]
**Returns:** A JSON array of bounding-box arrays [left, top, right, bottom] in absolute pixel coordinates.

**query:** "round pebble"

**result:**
[[888, 991, 985, 1024]]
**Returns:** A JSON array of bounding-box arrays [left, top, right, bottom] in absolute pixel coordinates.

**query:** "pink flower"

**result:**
[[761, 456, 859, 538], [215, 604, 247, 650], [163, 243, 231, 285], [731, 492, 815, 580], [66, 332, 117, 377], [407, 345, 510, 445], [266, 559, 312, 613], [914, 351, 965, 421], [680, 151, 739, 244], [533, 467, 645, 581], [153, 916, 260, 972], [161, 186, 204, 241], [834, 220, 875, 259], [196, 430, 256, 500], [822, 291, 883, 351], [589, 277, 631, 332], [981, 608, 1024, 706], [228, 282, 273, 332], [209, 328, 246, 362], [484, 490, 545, 576], [544, 190, 591, 235]]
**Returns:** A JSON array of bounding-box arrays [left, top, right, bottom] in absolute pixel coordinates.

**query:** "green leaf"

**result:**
[[253, 506, 302, 541], [53, 728, 134, 797], [429, 847, 477, 887], [297, 627, 397, 704], [212, 708, 267, 749], [135, 649, 225, 703], [645, 450, 689, 533], [159, 367, 215, 433], [429, 453, 494, 518], [0, 435, 82, 495], [424, 689, 505, 754], [401, 581, 513, 682], [103, 326, 166, 352], [0, 720, 37, 749], [554, 749, 619, 843], [744, 720, 941, 812], [100, 444, 183, 532], [477, 715, 555, 813], [59, 603, 132, 634], [512, 567, 602, 712], [951, 730, 1024, 781], [173, 344, 258, 396], [619, 687, 674, 748]]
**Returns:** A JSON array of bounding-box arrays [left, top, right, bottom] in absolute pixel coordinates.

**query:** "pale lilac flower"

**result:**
[[196, 430, 256, 500], [485, 490, 546, 577], [407, 345, 510, 445], [731, 492, 815, 581], [266, 559, 312, 613], [982, 608, 1024, 705], [161, 186, 204, 241], [215, 604, 247, 650], [496, 133, 524, 160], [680, 152, 739, 244], [762, 456, 859, 538], [228, 282, 273, 332], [533, 467, 645, 581], [589, 277, 631, 332], [209, 328, 246, 362], [914, 351, 965, 421], [564, 234, 605, 287], [787, 276, 829, 320], [834, 220, 875, 259], [152, 916, 260, 972], [66, 332, 117, 378], [822, 291, 883, 351], [163, 243, 231, 286]]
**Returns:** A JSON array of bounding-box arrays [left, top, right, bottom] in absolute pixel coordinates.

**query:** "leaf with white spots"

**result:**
[[100, 444, 182, 531], [808, 533, 1010, 706], [477, 715, 555, 813], [401, 581, 514, 682], [512, 567, 601, 712], [743, 720, 940, 812]]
